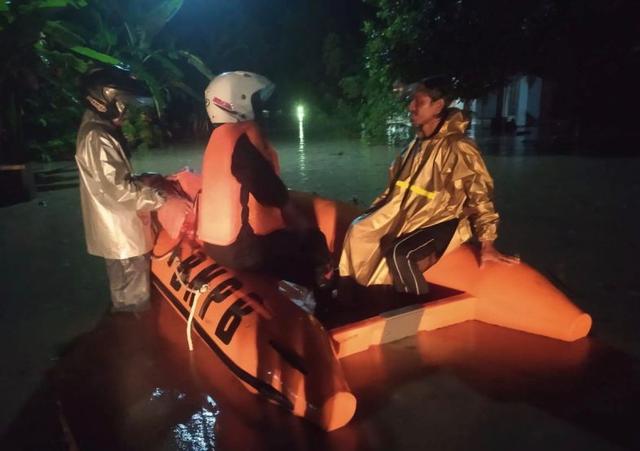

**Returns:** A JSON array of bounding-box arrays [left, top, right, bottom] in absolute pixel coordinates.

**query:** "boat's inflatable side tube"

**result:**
[[423, 245, 592, 342], [301, 193, 592, 342], [151, 232, 356, 431]]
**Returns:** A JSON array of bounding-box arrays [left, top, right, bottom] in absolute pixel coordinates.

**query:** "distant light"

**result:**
[[296, 105, 305, 121]]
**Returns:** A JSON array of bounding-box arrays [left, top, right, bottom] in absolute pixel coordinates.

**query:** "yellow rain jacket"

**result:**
[[339, 108, 499, 286]]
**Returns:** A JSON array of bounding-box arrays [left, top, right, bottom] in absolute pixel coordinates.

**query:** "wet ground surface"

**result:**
[[1, 133, 640, 449]]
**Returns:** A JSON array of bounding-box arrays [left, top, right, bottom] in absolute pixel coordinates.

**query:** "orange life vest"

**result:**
[[198, 121, 285, 246]]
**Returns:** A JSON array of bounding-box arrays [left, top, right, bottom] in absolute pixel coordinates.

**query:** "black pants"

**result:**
[[204, 227, 331, 288], [382, 219, 458, 295]]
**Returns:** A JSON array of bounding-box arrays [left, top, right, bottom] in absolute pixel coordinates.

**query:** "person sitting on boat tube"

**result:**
[[339, 75, 519, 295], [75, 65, 189, 312], [198, 71, 332, 288]]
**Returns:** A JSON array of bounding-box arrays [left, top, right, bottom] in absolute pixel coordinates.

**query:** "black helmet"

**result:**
[[80, 65, 152, 121]]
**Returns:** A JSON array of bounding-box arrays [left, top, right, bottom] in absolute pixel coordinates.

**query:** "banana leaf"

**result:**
[[121, 0, 183, 42], [43, 20, 85, 47], [178, 50, 214, 80], [169, 79, 201, 102], [70, 45, 120, 65], [147, 52, 184, 79], [35, 0, 87, 8], [17, 0, 86, 14], [37, 45, 88, 72], [146, 0, 182, 38]]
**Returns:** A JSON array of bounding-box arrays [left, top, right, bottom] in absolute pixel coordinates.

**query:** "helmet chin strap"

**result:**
[[86, 95, 134, 125], [86, 96, 107, 113], [115, 99, 127, 115], [114, 100, 129, 123], [86, 95, 122, 122], [111, 114, 125, 127]]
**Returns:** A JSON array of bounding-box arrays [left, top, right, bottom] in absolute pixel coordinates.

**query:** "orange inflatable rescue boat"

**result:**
[[150, 171, 592, 431]]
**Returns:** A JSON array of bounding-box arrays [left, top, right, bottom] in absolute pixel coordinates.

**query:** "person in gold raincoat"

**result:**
[[339, 76, 518, 295]]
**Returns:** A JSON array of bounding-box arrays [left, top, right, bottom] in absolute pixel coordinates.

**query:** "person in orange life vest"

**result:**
[[198, 71, 331, 288]]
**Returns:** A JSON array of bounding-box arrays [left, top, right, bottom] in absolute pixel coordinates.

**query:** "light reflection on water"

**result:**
[[145, 386, 220, 450], [132, 134, 401, 206], [172, 394, 220, 451], [131, 131, 537, 207], [298, 116, 306, 180], [150, 387, 220, 451], [151, 387, 165, 400]]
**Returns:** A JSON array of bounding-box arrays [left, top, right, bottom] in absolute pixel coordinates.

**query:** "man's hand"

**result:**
[[480, 241, 520, 267], [135, 172, 165, 189], [135, 173, 185, 198]]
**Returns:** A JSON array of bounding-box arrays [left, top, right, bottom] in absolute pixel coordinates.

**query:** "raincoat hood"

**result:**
[[430, 108, 469, 137]]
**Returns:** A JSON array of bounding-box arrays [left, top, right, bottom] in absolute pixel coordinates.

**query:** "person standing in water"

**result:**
[[75, 65, 173, 312]]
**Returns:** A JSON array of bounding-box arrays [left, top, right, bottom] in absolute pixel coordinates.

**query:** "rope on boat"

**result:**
[[187, 283, 209, 351]]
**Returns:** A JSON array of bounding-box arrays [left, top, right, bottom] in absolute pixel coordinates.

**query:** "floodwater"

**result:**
[[130, 134, 396, 206], [1, 130, 640, 450]]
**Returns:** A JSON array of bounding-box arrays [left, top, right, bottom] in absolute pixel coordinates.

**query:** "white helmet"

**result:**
[[204, 71, 274, 124]]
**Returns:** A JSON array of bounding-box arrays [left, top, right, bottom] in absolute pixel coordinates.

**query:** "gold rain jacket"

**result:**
[[75, 110, 165, 259], [339, 108, 499, 286]]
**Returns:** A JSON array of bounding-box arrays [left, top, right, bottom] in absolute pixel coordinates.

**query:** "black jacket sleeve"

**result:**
[[231, 133, 289, 207]]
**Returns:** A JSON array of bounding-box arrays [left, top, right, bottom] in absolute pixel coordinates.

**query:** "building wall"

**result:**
[[470, 75, 543, 127], [526, 77, 542, 124]]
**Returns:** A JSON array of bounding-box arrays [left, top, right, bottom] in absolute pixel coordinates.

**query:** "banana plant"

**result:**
[[2, 0, 212, 165], [0, 0, 88, 165], [73, 0, 213, 118]]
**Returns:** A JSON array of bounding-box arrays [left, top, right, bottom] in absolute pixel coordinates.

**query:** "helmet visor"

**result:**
[[104, 87, 153, 108]]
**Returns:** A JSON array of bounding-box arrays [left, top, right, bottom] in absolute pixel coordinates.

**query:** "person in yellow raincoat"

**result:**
[[339, 76, 518, 295]]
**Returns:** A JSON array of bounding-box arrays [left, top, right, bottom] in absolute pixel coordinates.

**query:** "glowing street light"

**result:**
[[296, 104, 305, 121]]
